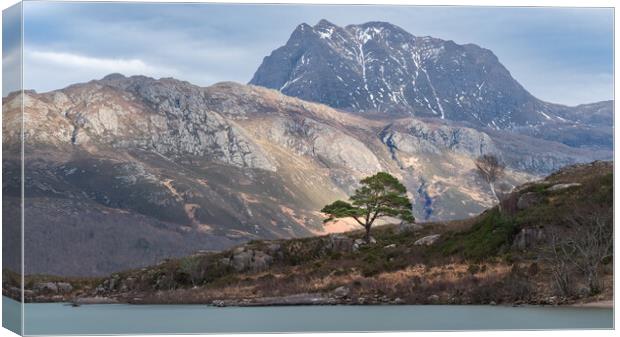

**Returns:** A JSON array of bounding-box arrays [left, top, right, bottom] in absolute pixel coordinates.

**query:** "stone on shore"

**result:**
[[414, 234, 441, 246]]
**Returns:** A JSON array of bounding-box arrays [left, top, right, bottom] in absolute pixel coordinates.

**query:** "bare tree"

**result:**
[[474, 154, 506, 209], [542, 208, 612, 296], [179, 256, 203, 287], [544, 229, 575, 296], [564, 211, 612, 294]]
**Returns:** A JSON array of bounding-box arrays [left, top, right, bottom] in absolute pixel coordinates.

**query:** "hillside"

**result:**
[[2, 75, 610, 276], [5, 161, 612, 306]]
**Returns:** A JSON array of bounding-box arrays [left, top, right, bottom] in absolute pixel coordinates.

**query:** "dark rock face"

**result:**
[[512, 227, 546, 251], [517, 192, 541, 210], [222, 247, 274, 272], [327, 234, 355, 253], [250, 20, 612, 148], [414, 234, 441, 246], [379, 119, 497, 158]]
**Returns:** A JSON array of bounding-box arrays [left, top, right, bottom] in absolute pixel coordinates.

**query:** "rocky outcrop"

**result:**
[[381, 120, 497, 157], [73, 296, 119, 305], [414, 234, 441, 246], [211, 293, 334, 307], [517, 192, 541, 210], [548, 183, 581, 192], [221, 247, 274, 272], [397, 222, 423, 234], [265, 116, 382, 174], [332, 286, 350, 299], [427, 294, 440, 303], [326, 234, 355, 253], [33, 282, 73, 294], [512, 227, 546, 251]]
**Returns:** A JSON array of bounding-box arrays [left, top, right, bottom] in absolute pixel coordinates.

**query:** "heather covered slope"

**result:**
[[5, 161, 612, 306], [1, 75, 609, 276]]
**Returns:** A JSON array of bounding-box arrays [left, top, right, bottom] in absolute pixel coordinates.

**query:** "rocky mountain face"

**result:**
[[3, 74, 609, 276], [250, 20, 613, 149]]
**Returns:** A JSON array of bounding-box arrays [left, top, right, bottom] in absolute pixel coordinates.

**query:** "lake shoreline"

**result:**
[[14, 296, 613, 334], [59, 295, 614, 309], [5, 292, 612, 311], [570, 300, 614, 309]]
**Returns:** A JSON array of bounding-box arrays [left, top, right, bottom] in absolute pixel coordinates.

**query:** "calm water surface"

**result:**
[[4, 297, 612, 335]]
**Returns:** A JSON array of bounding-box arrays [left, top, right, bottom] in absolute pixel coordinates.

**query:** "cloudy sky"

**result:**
[[7, 2, 615, 105]]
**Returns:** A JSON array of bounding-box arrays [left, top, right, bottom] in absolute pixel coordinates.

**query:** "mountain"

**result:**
[[250, 20, 613, 149], [2, 75, 609, 276]]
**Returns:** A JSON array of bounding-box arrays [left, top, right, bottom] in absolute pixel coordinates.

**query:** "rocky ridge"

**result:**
[[2, 75, 610, 276]]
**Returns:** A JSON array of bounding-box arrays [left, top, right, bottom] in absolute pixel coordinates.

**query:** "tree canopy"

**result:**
[[474, 154, 506, 208], [475, 154, 505, 185], [321, 172, 414, 243]]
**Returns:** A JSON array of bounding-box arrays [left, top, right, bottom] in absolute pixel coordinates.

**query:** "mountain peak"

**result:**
[[315, 19, 337, 28], [292, 22, 313, 35], [351, 20, 403, 31], [102, 73, 127, 81], [250, 20, 553, 128]]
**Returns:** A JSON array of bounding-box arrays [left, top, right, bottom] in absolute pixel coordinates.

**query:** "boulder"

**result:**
[[122, 277, 137, 291], [384, 244, 396, 249], [548, 183, 581, 192], [427, 294, 440, 303], [231, 250, 254, 271], [327, 234, 354, 253], [33, 282, 58, 294], [265, 243, 282, 256], [73, 296, 119, 305], [250, 251, 273, 272], [393, 297, 405, 304], [578, 287, 591, 298], [212, 300, 226, 307], [332, 286, 350, 299], [397, 222, 423, 234], [512, 227, 545, 250], [546, 296, 558, 305], [108, 277, 117, 290], [7, 287, 21, 298], [352, 239, 364, 251], [225, 248, 273, 272], [517, 192, 541, 210], [352, 237, 376, 251], [414, 234, 441, 246], [56, 282, 73, 294]]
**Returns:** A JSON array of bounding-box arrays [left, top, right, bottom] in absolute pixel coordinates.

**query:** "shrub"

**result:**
[[437, 210, 518, 261], [467, 264, 481, 274]]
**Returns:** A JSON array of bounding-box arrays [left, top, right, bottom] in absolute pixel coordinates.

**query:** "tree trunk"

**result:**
[[364, 225, 371, 244], [490, 182, 502, 211], [587, 270, 601, 295]]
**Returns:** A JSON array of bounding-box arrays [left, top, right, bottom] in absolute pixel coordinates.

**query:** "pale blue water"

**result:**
[[4, 297, 613, 335]]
